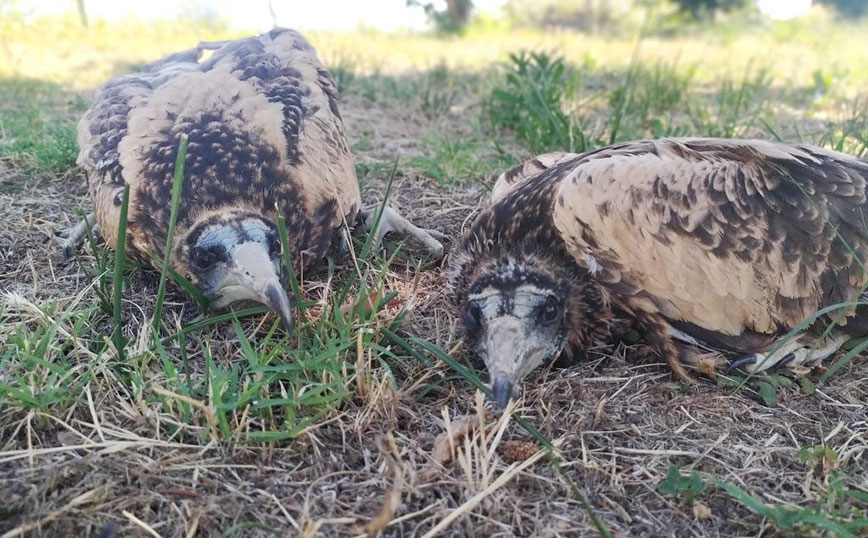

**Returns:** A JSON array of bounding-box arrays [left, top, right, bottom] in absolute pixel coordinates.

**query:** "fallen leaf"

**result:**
[[419, 411, 491, 482]]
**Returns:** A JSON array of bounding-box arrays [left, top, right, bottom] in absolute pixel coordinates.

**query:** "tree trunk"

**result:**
[[76, 0, 88, 27], [445, 0, 471, 27]]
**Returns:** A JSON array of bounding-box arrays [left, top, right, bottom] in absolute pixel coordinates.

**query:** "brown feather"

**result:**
[[553, 138, 868, 336], [77, 28, 360, 276], [452, 137, 868, 379]]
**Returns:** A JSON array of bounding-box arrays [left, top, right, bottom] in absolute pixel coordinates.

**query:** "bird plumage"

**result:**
[[73, 28, 444, 328], [77, 28, 359, 275], [449, 137, 868, 408]]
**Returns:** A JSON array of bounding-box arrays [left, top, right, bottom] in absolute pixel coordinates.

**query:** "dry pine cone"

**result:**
[[501, 440, 539, 462]]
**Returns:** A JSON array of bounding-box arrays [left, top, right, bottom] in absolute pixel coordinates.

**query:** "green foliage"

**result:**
[[608, 60, 695, 141], [3, 18, 868, 533], [0, 78, 84, 174], [659, 465, 708, 502], [325, 54, 358, 95], [798, 444, 839, 470], [0, 151, 411, 443], [408, 132, 513, 184], [0, 304, 97, 410], [660, 464, 868, 536], [687, 66, 770, 138], [417, 62, 459, 116], [815, 104, 868, 158], [488, 50, 589, 154]]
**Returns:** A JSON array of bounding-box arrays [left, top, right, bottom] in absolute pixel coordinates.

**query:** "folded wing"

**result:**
[[552, 138, 868, 336]]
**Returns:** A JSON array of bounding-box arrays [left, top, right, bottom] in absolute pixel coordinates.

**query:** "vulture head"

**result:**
[[457, 251, 604, 411], [175, 209, 293, 332]]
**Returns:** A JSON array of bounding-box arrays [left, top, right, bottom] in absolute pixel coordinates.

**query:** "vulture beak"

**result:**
[[229, 242, 294, 333], [491, 373, 514, 411], [481, 317, 551, 412], [261, 277, 294, 333]]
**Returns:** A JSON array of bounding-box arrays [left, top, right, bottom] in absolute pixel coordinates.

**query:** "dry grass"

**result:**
[[2, 12, 868, 538]]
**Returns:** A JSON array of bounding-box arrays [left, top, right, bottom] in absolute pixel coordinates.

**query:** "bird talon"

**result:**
[[426, 228, 450, 242], [726, 354, 758, 373], [424, 239, 445, 259], [772, 352, 797, 371]]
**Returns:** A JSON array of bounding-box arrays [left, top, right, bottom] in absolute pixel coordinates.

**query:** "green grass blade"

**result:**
[[152, 133, 188, 334], [111, 183, 130, 360], [738, 299, 868, 387], [159, 306, 270, 345], [359, 159, 399, 261], [166, 266, 208, 309], [822, 336, 868, 381], [608, 9, 649, 144], [276, 211, 303, 306]]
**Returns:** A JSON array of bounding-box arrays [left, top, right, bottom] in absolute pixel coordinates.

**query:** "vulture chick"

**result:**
[[449, 138, 868, 409], [66, 29, 444, 330]]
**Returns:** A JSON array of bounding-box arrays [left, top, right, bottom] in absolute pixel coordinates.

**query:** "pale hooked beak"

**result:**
[[262, 277, 293, 333], [482, 317, 555, 412], [481, 317, 526, 412], [222, 242, 293, 333], [491, 373, 513, 411]]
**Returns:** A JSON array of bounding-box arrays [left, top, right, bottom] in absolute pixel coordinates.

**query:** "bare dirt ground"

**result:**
[[2, 81, 867, 538]]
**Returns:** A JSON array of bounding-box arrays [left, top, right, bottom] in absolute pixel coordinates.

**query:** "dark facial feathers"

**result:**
[[449, 137, 868, 391]]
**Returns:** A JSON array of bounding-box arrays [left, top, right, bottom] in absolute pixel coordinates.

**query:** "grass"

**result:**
[[407, 131, 513, 185], [0, 78, 85, 174], [489, 50, 587, 153], [660, 454, 868, 536], [1, 9, 868, 538]]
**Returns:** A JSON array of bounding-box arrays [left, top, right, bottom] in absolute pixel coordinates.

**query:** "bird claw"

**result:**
[[725, 354, 757, 374], [726, 350, 804, 374], [363, 206, 447, 259], [424, 228, 450, 242], [772, 352, 796, 371], [56, 212, 97, 263]]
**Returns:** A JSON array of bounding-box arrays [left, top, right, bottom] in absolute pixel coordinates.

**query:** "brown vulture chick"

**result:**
[[448, 138, 868, 409], [65, 29, 444, 330]]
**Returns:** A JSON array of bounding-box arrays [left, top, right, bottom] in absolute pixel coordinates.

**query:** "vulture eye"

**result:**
[[192, 246, 221, 269], [268, 232, 282, 256], [539, 296, 561, 324], [465, 302, 483, 334]]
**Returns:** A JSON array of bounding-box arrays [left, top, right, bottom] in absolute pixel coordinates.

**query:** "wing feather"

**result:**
[[489, 152, 574, 204], [552, 138, 868, 335]]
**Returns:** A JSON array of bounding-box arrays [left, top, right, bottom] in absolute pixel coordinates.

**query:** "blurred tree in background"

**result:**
[[423, 0, 868, 34], [504, 0, 652, 33], [407, 0, 473, 33], [817, 0, 868, 17], [670, 0, 751, 19]]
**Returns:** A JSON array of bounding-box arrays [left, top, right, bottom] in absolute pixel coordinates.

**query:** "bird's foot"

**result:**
[[57, 212, 97, 261], [362, 206, 446, 259], [725, 334, 849, 374]]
